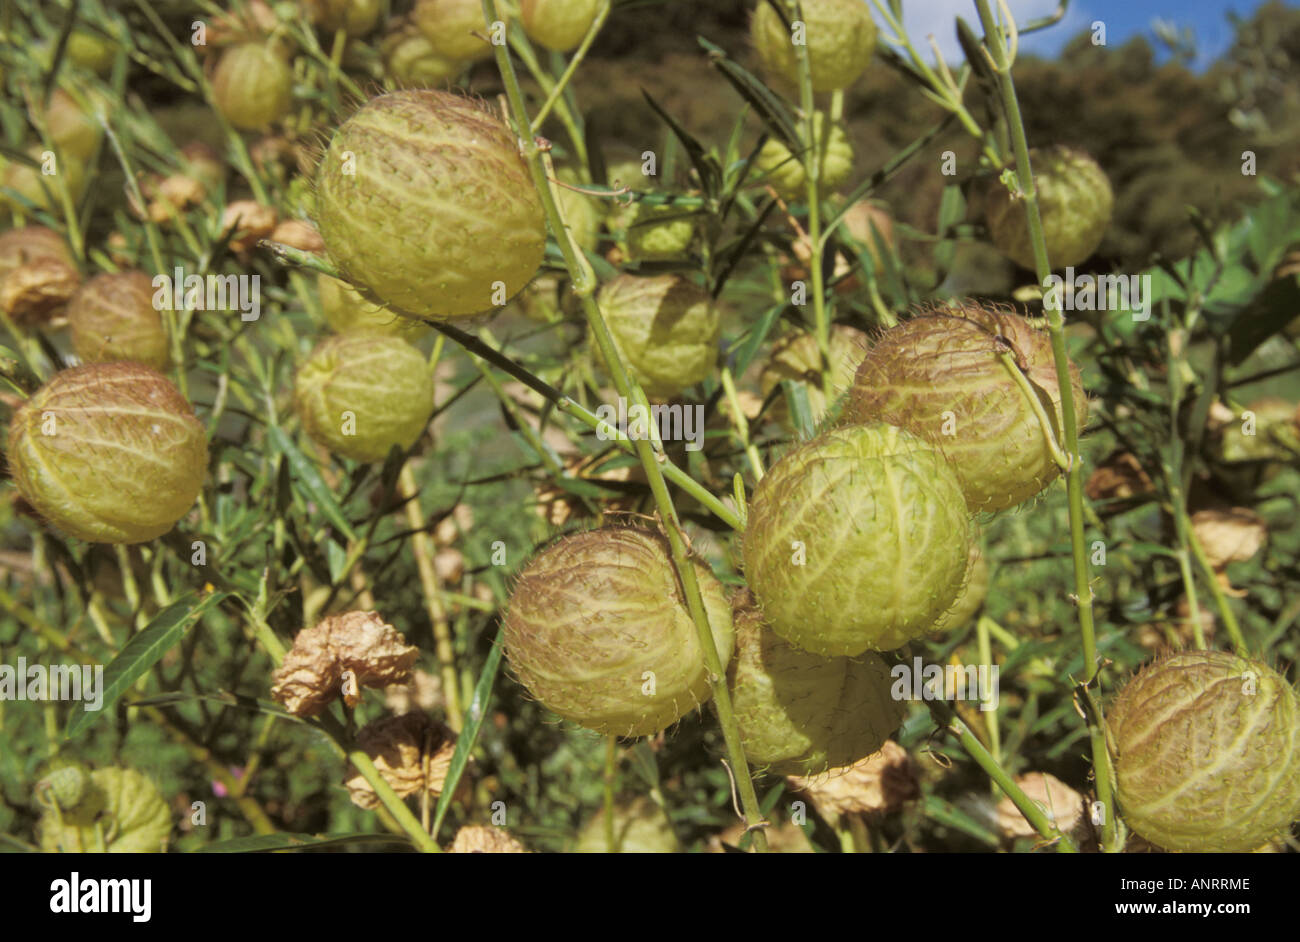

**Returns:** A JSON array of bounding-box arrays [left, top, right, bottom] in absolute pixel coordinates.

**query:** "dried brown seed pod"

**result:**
[[787, 740, 919, 820], [995, 772, 1089, 843], [343, 711, 457, 809], [448, 825, 528, 853], [67, 271, 168, 369], [1190, 507, 1266, 570], [759, 324, 867, 430], [0, 254, 81, 326], [220, 200, 278, 254], [270, 611, 419, 716]]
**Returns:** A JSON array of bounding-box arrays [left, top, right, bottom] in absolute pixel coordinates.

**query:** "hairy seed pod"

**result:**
[[759, 323, 867, 429], [984, 145, 1113, 270], [931, 539, 989, 634], [35, 757, 95, 813], [755, 117, 854, 201], [728, 591, 905, 775], [503, 526, 735, 738], [211, 43, 293, 131], [1108, 651, 1300, 853], [742, 422, 972, 656], [555, 168, 602, 254], [294, 333, 434, 463], [750, 0, 877, 94], [625, 202, 695, 261], [316, 274, 428, 338], [7, 363, 208, 544], [842, 305, 1088, 512], [575, 797, 681, 853], [67, 271, 169, 370], [413, 0, 496, 62], [521, 0, 602, 52], [315, 90, 546, 319], [381, 17, 465, 86], [592, 274, 718, 400], [0, 227, 80, 327]]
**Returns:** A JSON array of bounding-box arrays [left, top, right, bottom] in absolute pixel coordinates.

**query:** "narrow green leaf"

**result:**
[[66, 592, 228, 739], [640, 89, 723, 201], [268, 425, 358, 541], [195, 832, 411, 853], [732, 302, 787, 377], [781, 378, 816, 440], [431, 625, 505, 837]]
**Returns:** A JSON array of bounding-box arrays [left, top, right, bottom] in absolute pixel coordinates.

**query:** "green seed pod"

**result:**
[[7, 363, 208, 544], [575, 797, 681, 853], [294, 333, 435, 463], [316, 274, 428, 338], [67, 271, 169, 370], [1108, 651, 1300, 853], [413, 0, 496, 62], [1, 146, 87, 212], [555, 169, 602, 254], [750, 0, 877, 94], [728, 590, 905, 775], [843, 304, 1087, 511], [211, 43, 293, 131], [37, 767, 171, 853], [759, 323, 867, 429], [984, 145, 1113, 270], [755, 118, 854, 201], [742, 422, 972, 656], [306, 0, 384, 37], [591, 274, 718, 400], [35, 757, 96, 813], [65, 30, 118, 76], [625, 202, 695, 261], [521, 0, 602, 52], [503, 526, 735, 738], [381, 18, 465, 86], [315, 90, 546, 319], [40, 89, 102, 162]]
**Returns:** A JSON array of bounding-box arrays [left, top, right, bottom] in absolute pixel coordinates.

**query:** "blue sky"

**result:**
[[892, 0, 1292, 71]]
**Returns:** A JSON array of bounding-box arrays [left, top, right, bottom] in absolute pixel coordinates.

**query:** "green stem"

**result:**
[[483, 0, 768, 852], [529, 0, 611, 133]]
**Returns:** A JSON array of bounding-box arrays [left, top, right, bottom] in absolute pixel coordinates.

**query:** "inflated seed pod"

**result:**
[[930, 539, 989, 634], [521, 0, 602, 52], [67, 271, 168, 369], [591, 274, 718, 400], [314, 90, 546, 319], [412, 0, 496, 62], [6, 363, 208, 544], [1108, 651, 1300, 853], [575, 797, 681, 853], [1, 145, 87, 212], [316, 274, 428, 338], [503, 526, 735, 738], [984, 145, 1113, 270], [842, 303, 1088, 512], [742, 422, 972, 656], [755, 117, 854, 201], [625, 202, 695, 261], [750, 0, 877, 93], [293, 333, 435, 462], [306, 0, 384, 37], [211, 43, 293, 131], [36, 767, 171, 853], [0, 226, 80, 327], [759, 323, 867, 430], [39, 88, 102, 161], [381, 17, 465, 86], [728, 591, 905, 775]]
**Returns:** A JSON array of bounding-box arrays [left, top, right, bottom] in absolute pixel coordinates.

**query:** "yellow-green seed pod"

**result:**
[[316, 274, 428, 338], [306, 0, 384, 37], [315, 90, 546, 319], [294, 333, 435, 462], [930, 539, 989, 633], [381, 18, 465, 86], [1, 146, 87, 212], [984, 145, 1113, 270], [1109, 651, 1300, 852], [842, 304, 1089, 512], [7, 363, 208, 544], [36, 767, 171, 853], [555, 169, 602, 254], [39, 89, 102, 162], [211, 43, 293, 131], [521, 0, 602, 52], [67, 271, 169, 370], [65, 30, 118, 76], [729, 591, 905, 775], [575, 797, 681, 853], [625, 202, 695, 261], [413, 0, 496, 62], [503, 526, 735, 738], [592, 274, 718, 400], [751, 0, 877, 94], [742, 422, 972, 656], [755, 117, 854, 201], [759, 323, 867, 430]]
